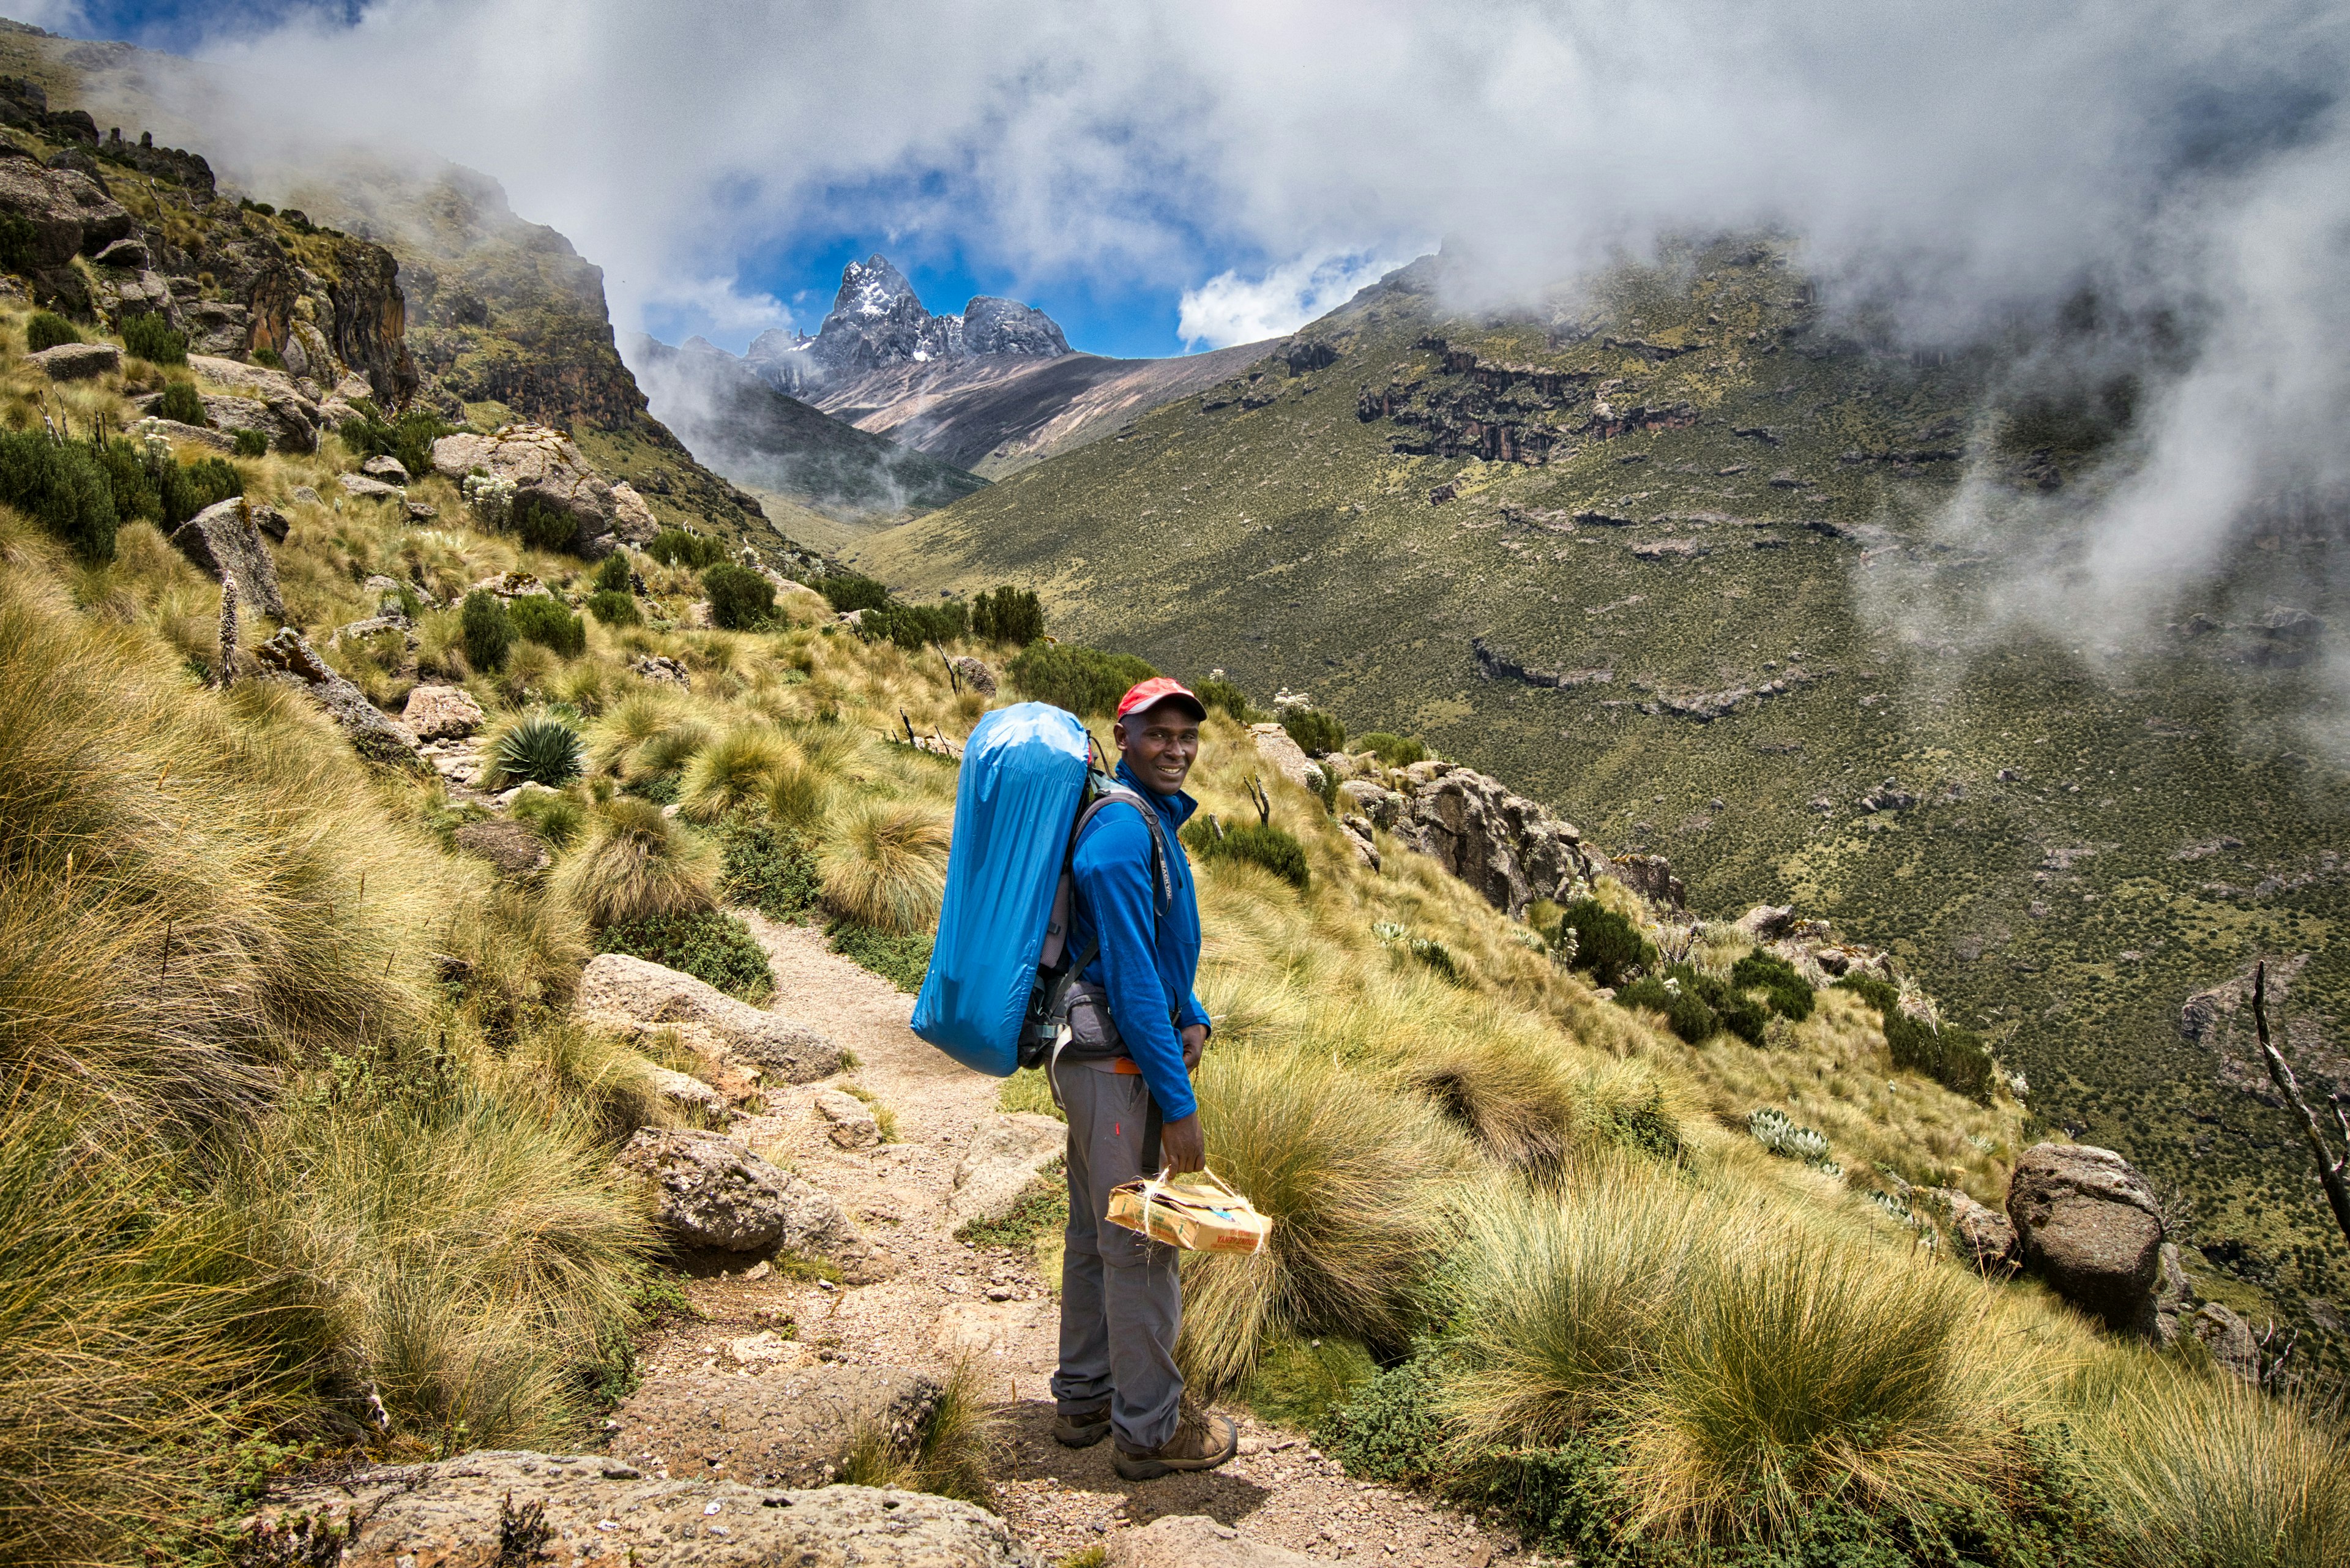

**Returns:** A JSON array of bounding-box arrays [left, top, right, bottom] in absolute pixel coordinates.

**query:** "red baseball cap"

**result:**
[[1116, 676, 1207, 722]]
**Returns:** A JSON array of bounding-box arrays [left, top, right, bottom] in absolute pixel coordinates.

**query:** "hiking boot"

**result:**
[[1051, 1402, 1112, 1448], [1113, 1402, 1239, 1480]]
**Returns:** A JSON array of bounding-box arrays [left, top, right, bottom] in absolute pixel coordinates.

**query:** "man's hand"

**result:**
[[1159, 1112, 1207, 1175], [1181, 1023, 1208, 1070]]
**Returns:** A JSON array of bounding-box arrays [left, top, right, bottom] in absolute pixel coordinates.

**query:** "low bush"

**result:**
[[154, 379, 206, 426], [1835, 977, 1996, 1102], [460, 589, 513, 671], [816, 571, 892, 612], [827, 919, 933, 992], [1242, 1331, 1376, 1432], [249, 345, 284, 369], [337, 405, 454, 480], [158, 454, 241, 528], [489, 713, 584, 788], [586, 589, 639, 625], [1558, 898, 1654, 988], [1281, 705, 1346, 756], [1731, 950, 1815, 1021], [597, 910, 773, 1002], [1617, 966, 1765, 1047], [118, 312, 187, 365], [231, 428, 267, 458], [553, 797, 717, 929], [859, 599, 967, 650], [513, 492, 579, 553], [1007, 641, 1156, 717], [25, 310, 77, 351], [970, 584, 1043, 645], [0, 215, 39, 274], [1184, 817, 1309, 891], [1193, 675, 1251, 721], [592, 553, 633, 593], [0, 431, 119, 562], [820, 799, 949, 933], [703, 563, 774, 630], [646, 528, 726, 569], [507, 594, 586, 658], [1357, 731, 1430, 766]]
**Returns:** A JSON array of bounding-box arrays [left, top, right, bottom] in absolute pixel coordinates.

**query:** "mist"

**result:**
[[87, 0, 2349, 674]]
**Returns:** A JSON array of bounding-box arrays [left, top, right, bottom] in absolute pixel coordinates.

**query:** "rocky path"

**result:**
[[611, 913, 1529, 1566]]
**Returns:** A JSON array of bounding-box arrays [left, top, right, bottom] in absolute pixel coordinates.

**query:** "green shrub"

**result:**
[[337, 405, 452, 479], [1281, 706, 1346, 756], [509, 788, 587, 849], [720, 819, 822, 920], [1731, 949, 1815, 1021], [512, 492, 578, 553], [91, 438, 158, 526], [231, 428, 266, 459], [460, 590, 513, 671], [118, 313, 187, 365], [1007, 641, 1156, 717], [1241, 1331, 1376, 1432], [507, 594, 585, 658], [970, 584, 1043, 645], [0, 430, 119, 562], [1835, 978, 1995, 1102], [1557, 898, 1653, 988], [586, 589, 639, 626], [491, 714, 584, 788], [1193, 676, 1251, 722], [859, 599, 967, 650], [1618, 965, 1764, 1047], [827, 919, 933, 993], [646, 528, 726, 569], [1321, 1351, 1450, 1490], [703, 563, 774, 630], [157, 455, 241, 529], [816, 571, 892, 613], [250, 346, 283, 370], [598, 910, 772, 1002], [25, 311, 77, 352], [153, 380, 206, 426], [1184, 818, 1309, 891], [1357, 731, 1430, 767], [592, 553, 632, 593], [0, 214, 39, 274]]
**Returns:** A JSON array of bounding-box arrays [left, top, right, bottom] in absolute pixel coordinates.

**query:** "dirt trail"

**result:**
[[622, 914, 1526, 1565]]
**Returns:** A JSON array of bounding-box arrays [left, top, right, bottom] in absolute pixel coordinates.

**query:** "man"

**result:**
[[1047, 676, 1237, 1480]]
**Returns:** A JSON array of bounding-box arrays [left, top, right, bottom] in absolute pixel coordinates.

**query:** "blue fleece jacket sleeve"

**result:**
[[1071, 807, 1197, 1122]]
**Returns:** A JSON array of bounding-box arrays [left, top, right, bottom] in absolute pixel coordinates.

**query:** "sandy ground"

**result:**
[[618, 912, 1532, 1564]]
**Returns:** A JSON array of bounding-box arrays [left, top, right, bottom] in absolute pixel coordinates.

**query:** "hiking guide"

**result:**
[[1048, 678, 1239, 1480]]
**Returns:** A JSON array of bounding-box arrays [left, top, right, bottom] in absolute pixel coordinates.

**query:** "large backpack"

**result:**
[[911, 702, 1169, 1078]]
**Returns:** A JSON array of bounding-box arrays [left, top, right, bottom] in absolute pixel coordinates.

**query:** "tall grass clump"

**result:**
[[839, 1360, 999, 1506], [679, 725, 789, 823], [1406, 1031, 1590, 1176], [553, 797, 716, 929], [819, 799, 949, 933], [1179, 1043, 1474, 1394], [2082, 1365, 2350, 1568]]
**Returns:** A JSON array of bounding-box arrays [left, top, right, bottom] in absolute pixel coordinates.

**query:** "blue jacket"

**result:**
[[1069, 760, 1209, 1121]]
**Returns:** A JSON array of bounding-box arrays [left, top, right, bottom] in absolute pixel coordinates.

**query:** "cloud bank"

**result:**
[[136, 0, 2348, 663]]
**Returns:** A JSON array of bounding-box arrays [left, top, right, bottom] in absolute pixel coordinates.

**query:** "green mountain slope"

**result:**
[[854, 242, 2350, 1366]]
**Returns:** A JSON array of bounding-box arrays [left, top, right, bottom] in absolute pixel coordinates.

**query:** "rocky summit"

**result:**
[[751, 253, 1070, 390]]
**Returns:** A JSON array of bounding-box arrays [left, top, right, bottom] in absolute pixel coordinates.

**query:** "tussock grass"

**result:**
[[679, 724, 789, 823], [551, 797, 717, 929], [819, 797, 950, 933], [840, 1359, 999, 1506]]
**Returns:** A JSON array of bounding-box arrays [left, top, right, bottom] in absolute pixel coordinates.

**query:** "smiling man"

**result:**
[[1046, 676, 1236, 1480]]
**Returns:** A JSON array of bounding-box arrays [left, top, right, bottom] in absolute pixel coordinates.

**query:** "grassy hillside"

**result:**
[[852, 242, 2350, 1368]]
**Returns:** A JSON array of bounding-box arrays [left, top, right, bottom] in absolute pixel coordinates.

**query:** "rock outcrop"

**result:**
[[616, 1127, 865, 1263], [250, 628, 420, 768], [2005, 1143, 2166, 1334], [816, 1087, 882, 1149], [398, 682, 483, 741], [173, 355, 321, 452], [1392, 762, 1600, 919], [26, 340, 118, 379], [0, 145, 135, 301], [577, 952, 841, 1081], [167, 497, 285, 621], [431, 423, 659, 557], [1248, 723, 1318, 788], [248, 1453, 1040, 1567], [1933, 1187, 2018, 1275], [948, 1113, 1067, 1228], [950, 655, 998, 696], [611, 1367, 957, 1492]]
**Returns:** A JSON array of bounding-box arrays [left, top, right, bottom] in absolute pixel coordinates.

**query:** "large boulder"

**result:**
[[948, 1113, 1067, 1228], [0, 152, 134, 289], [1931, 1187, 2018, 1276], [398, 682, 483, 741], [26, 341, 119, 381], [1107, 1517, 1319, 1567], [246, 1453, 1041, 1567], [430, 424, 658, 557], [167, 497, 285, 621], [1395, 766, 1598, 919], [615, 1127, 866, 1263], [250, 628, 420, 769], [1247, 722, 1317, 787], [2005, 1143, 2166, 1333], [612, 1365, 949, 1488], [184, 355, 321, 453], [578, 952, 841, 1081]]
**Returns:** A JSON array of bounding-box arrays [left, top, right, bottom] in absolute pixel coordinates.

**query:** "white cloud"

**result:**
[[1177, 250, 1409, 349]]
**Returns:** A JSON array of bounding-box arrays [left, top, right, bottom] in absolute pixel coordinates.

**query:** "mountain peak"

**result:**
[[834, 254, 920, 323], [756, 253, 1070, 390]]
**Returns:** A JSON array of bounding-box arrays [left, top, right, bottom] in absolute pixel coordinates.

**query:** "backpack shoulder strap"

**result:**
[[1075, 781, 1172, 915]]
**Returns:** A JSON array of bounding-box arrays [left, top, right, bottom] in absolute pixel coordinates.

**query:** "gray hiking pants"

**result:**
[[1049, 1062, 1184, 1451]]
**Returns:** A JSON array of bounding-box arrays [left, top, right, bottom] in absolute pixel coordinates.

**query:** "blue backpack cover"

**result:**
[[911, 702, 1092, 1076]]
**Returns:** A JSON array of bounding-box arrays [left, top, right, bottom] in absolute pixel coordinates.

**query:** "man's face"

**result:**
[[1114, 701, 1201, 795]]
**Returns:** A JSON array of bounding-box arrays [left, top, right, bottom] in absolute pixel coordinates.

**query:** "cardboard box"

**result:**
[[1106, 1169, 1272, 1255]]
